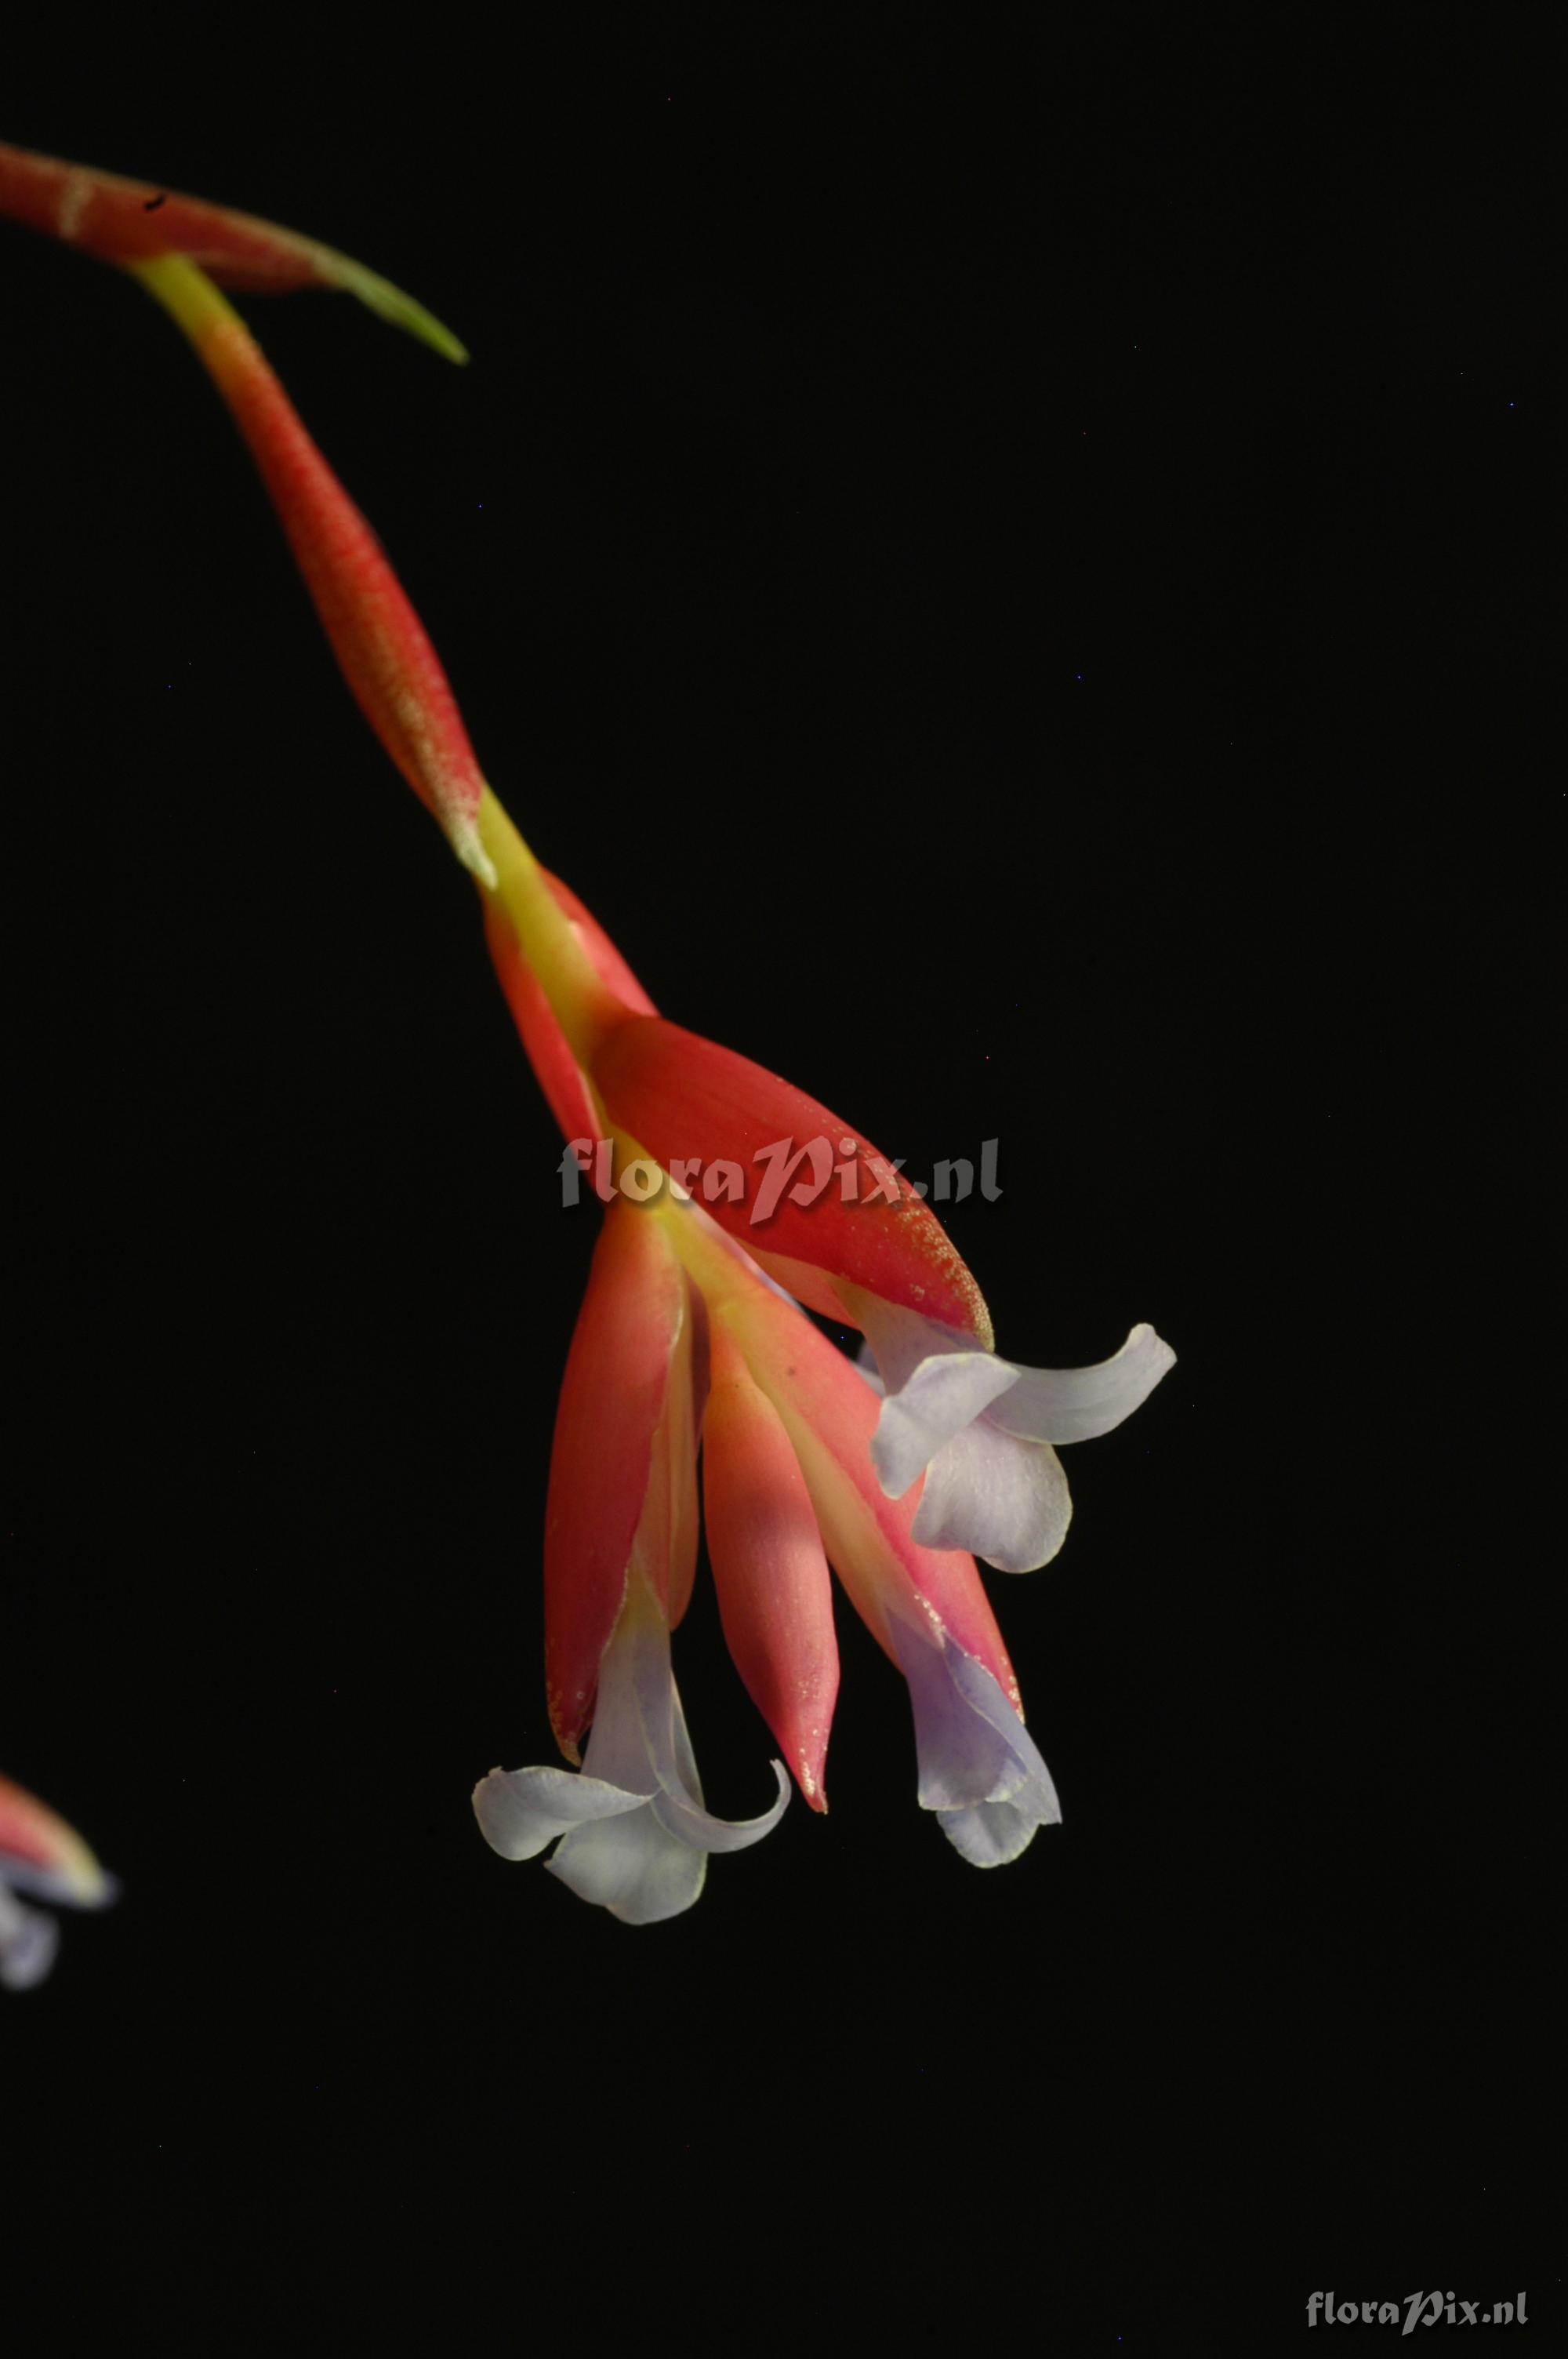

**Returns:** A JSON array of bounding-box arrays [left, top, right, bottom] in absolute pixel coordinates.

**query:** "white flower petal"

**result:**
[[471, 1765, 653, 1863], [987, 1322, 1177, 1445], [649, 1764, 791, 1854], [937, 1799, 1050, 1868], [579, 1608, 660, 1794], [856, 1296, 1173, 1569], [627, 1608, 791, 1853], [870, 1349, 1018, 1499], [0, 1883, 59, 1990], [910, 1418, 1073, 1573], [547, 1808, 708, 1924], [478, 1579, 788, 1924]]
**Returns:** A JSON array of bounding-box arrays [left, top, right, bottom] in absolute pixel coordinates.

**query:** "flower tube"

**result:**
[[472, 1198, 789, 1923], [662, 1200, 1063, 1865]]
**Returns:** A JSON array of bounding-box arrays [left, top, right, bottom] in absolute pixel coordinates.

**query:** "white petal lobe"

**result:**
[[548, 1812, 708, 1924], [988, 1322, 1177, 1445], [910, 1419, 1073, 1573], [471, 1766, 653, 1861], [938, 1800, 1047, 1868]]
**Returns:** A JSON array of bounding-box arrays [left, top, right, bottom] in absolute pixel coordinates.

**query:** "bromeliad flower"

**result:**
[[0, 1772, 117, 1990], [478, 1183, 1067, 1914], [5, 144, 1176, 1917]]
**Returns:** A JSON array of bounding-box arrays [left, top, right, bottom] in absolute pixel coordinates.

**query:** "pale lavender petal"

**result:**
[[471, 1765, 652, 1862], [910, 1418, 1073, 1573], [987, 1323, 1177, 1444], [0, 1884, 59, 1990], [892, 1623, 1062, 1868], [942, 1642, 1062, 1818], [895, 1626, 1033, 1809]]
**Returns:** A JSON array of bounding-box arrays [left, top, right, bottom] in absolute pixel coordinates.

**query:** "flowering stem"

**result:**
[[474, 787, 630, 1067], [125, 256, 626, 1069], [128, 253, 495, 883]]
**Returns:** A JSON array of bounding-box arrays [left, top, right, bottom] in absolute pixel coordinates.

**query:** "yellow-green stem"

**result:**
[[127, 249, 244, 346], [475, 788, 630, 1066]]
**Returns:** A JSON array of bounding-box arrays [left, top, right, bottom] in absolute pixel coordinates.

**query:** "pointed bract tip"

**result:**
[[328, 255, 470, 364]]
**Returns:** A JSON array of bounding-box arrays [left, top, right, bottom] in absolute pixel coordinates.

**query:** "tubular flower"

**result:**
[[473, 1198, 791, 1923], [665, 1199, 1063, 1866], [0, 1772, 117, 1990], [849, 1292, 1175, 1576], [9, 156, 1175, 1914]]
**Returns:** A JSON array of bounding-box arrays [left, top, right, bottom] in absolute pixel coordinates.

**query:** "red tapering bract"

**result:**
[[0, 140, 465, 360], [702, 1318, 838, 1809], [137, 267, 491, 875], [543, 1199, 688, 1759], [590, 1015, 993, 1343]]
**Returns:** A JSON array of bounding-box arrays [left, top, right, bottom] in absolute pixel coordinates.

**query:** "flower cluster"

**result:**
[[0, 1772, 116, 1990], [2, 140, 1174, 1923], [475, 864, 1174, 1917]]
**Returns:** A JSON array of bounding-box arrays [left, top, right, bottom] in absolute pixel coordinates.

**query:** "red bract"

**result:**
[[702, 1319, 837, 1811], [477, 1201, 793, 1923], [0, 139, 465, 360], [151, 272, 493, 880], [589, 1013, 994, 1340], [543, 1198, 691, 1759]]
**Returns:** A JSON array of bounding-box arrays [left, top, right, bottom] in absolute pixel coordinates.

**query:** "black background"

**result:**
[[2, 9, 1556, 2345]]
